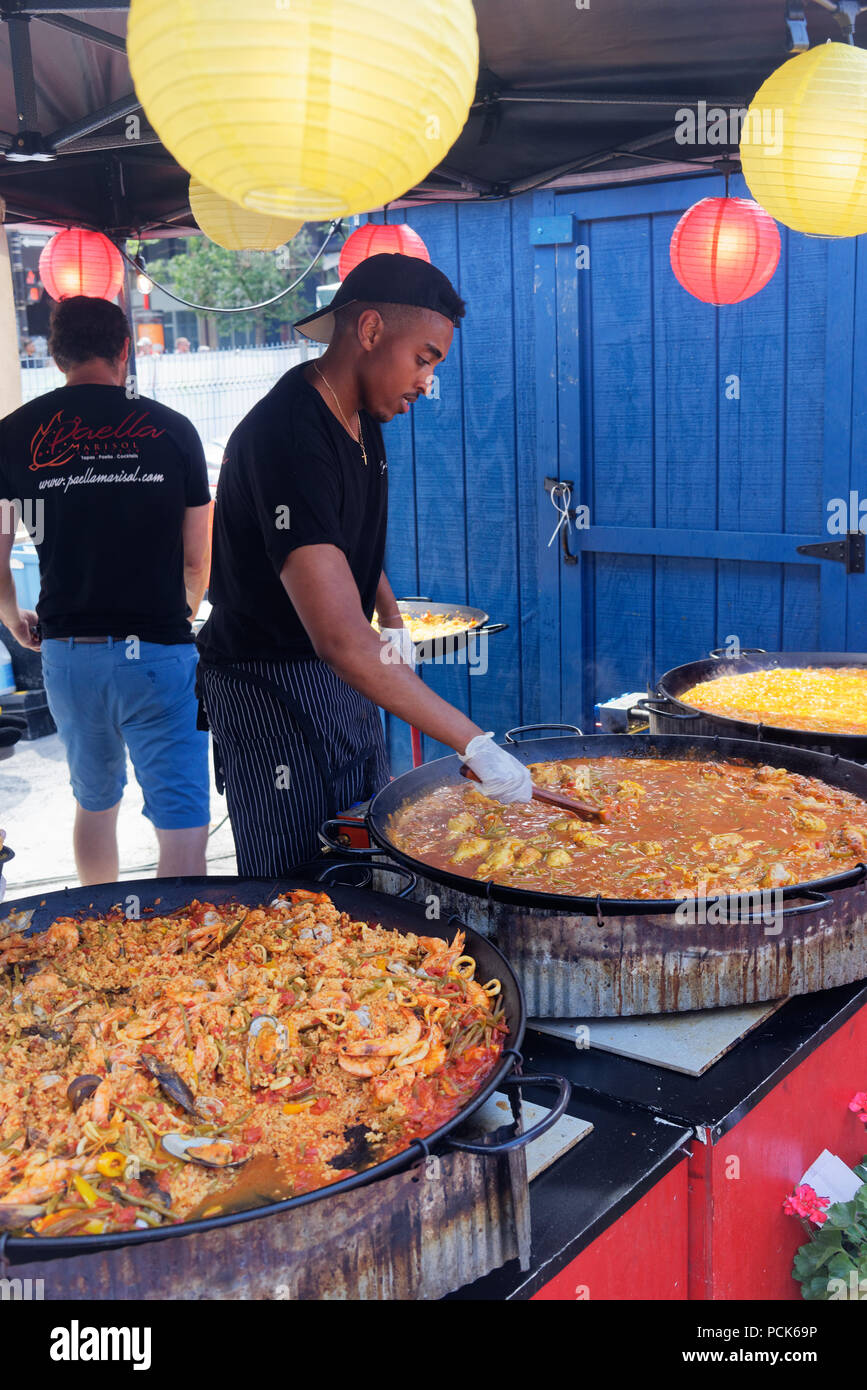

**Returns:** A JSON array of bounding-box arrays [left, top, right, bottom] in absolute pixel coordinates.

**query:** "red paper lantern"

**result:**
[[338, 222, 430, 280], [38, 229, 125, 303], [669, 197, 780, 305]]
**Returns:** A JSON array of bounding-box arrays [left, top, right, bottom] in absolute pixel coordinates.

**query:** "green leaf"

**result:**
[[793, 1233, 843, 1276], [826, 1250, 858, 1281], [799, 1276, 831, 1300], [824, 1199, 856, 1230]]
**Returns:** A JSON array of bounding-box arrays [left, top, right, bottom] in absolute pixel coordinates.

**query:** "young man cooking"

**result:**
[[0, 296, 212, 885], [196, 252, 530, 874]]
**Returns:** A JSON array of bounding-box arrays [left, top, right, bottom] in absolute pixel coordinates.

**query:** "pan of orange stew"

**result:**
[[354, 733, 867, 915]]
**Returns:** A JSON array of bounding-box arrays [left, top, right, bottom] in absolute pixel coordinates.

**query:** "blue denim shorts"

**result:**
[[41, 638, 210, 829]]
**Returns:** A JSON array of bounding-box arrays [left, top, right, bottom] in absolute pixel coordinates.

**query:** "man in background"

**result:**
[[0, 296, 212, 885]]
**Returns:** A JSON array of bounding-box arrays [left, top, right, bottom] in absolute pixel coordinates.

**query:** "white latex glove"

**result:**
[[460, 732, 533, 804], [379, 625, 418, 669]]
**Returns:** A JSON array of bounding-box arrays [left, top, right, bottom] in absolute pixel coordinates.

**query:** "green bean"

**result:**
[[118, 1104, 157, 1151], [0, 1128, 24, 1151], [134, 1153, 172, 1172], [117, 1189, 171, 1217], [356, 980, 388, 999]]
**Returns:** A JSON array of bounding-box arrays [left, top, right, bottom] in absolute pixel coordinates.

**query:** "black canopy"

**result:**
[[0, 0, 857, 237]]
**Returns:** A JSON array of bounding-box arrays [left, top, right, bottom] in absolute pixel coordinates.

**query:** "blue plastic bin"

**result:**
[[10, 545, 40, 610]]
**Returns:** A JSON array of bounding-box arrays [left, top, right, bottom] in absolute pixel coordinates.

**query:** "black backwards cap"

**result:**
[[293, 252, 463, 343]]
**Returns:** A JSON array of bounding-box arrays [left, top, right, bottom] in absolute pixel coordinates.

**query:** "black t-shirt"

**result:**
[[0, 384, 211, 643], [197, 362, 388, 663]]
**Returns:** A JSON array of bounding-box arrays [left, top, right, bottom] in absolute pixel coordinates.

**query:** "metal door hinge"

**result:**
[[796, 531, 865, 574]]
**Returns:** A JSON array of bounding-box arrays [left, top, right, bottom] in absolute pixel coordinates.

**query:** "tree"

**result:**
[[137, 225, 334, 344]]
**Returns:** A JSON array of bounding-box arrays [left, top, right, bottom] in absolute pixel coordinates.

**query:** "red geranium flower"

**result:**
[[848, 1091, 867, 1123], [783, 1184, 831, 1225]]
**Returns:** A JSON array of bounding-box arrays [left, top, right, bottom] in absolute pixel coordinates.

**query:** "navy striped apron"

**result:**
[[197, 658, 390, 876]]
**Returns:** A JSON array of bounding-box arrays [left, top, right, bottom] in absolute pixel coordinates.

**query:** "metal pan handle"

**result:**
[[398, 595, 432, 602], [314, 860, 373, 890], [370, 863, 418, 899], [313, 849, 418, 900], [504, 722, 583, 743], [477, 623, 508, 636], [778, 890, 833, 918], [634, 696, 699, 721], [318, 818, 373, 857], [709, 646, 766, 660], [445, 1074, 572, 1155], [686, 889, 834, 926]]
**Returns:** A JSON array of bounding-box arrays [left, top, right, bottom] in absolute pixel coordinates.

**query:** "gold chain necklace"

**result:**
[[312, 360, 368, 466]]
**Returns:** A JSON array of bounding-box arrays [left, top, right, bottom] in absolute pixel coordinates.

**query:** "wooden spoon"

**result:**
[[460, 764, 607, 822]]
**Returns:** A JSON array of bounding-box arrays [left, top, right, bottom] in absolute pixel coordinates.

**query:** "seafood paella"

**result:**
[[388, 756, 867, 899], [0, 891, 506, 1238], [679, 666, 867, 736]]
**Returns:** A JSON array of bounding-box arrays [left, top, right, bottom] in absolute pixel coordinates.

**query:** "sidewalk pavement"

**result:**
[[0, 732, 237, 903]]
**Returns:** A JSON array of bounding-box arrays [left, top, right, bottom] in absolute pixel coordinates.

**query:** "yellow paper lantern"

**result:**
[[128, 0, 479, 221], [189, 178, 302, 250], [740, 42, 867, 238]]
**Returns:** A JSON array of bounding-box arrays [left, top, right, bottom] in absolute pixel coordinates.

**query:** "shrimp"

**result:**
[[370, 1069, 414, 1102], [98, 1006, 134, 1039], [416, 930, 466, 975], [1, 1154, 90, 1205], [337, 1054, 389, 1078], [464, 977, 490, 1012], [90, 1077, 116, 1127], [116, 1018, 163, 1042], [0, 919, 82, 966], [194, 1034, 219, 1079], [341, 1008, 422, 1058], [416, 1022, 446, 1076]]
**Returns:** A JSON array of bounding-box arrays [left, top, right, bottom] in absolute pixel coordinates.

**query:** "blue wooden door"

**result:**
[[532, 175, 867, 730]]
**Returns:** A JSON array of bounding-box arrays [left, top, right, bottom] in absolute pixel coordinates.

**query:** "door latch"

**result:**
[[544, 476, 579, 565]]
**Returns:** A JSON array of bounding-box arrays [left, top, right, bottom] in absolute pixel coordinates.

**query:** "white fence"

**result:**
[[19, 341, 323, 450]]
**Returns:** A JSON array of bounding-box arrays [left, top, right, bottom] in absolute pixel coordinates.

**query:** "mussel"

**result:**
[[21, 1023, 69, 1044], [0, 957, 42, 981], [160, 1133, 249, 1170], [0, 1202, 44, 1232], [66, 1073, 102, 1110], [139, 1054, 199, 1116]]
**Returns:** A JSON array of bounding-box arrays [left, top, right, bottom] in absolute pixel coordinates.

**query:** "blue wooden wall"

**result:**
[[372, 174, 867, 774]]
